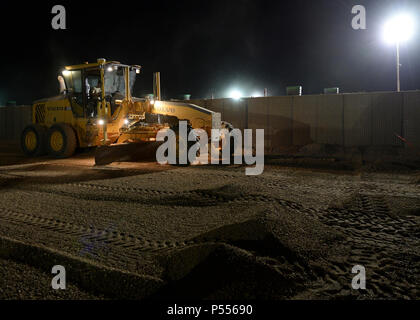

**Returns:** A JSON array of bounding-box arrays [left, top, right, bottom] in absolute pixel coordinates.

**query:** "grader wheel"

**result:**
[[47, 123, 77, 158], [20, 124, 47, 156], [171, 123, 198, 166]]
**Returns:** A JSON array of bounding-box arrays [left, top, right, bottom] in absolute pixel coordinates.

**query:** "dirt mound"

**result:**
[[154, 204, 345, 299], [191, 204, 344, 260], [154, 243, 305, 299]]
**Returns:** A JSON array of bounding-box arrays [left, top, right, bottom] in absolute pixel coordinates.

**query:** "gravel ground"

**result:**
[[0, 145, 418, 300], [0, 257, 102, 299]]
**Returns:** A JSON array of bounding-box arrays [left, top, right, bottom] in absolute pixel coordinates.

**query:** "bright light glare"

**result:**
[[124, 119, 130, 125], [229, 90, 242, 100], [251, 92, 262, 98], [383, 14, 415, 44], [107, 66, 113, 72], [97, 119, 105, 126], [62, 70, 71, 76]]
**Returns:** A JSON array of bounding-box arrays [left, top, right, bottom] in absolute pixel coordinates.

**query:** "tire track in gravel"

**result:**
[[309, 194, 419, 299], [26, 182, 420, 256], [22, 181, 419, 236], [66, 182, 276, 204], [11, 182, 300, 209], [0, 218, 148, 274], [0, 181, 311, 270], [12, 181, 419, 237], [0, 207, 200, 254], [1, 187, 418, 298]]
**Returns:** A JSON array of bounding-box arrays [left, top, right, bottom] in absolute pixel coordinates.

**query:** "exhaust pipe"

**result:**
[[153, 72, 161, 101]]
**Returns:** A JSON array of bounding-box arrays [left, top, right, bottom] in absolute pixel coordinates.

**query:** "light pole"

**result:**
[[383, 14, 415, 92], [396, 41, 400, 92]]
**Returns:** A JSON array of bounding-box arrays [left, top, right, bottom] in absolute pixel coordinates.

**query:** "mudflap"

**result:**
[[94, 141, 164, 165]]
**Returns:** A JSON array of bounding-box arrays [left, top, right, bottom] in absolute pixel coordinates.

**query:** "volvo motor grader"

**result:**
[[21, 58, 227, 164]]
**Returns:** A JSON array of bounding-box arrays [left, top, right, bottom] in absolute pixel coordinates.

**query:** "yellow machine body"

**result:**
[[23, 59, 221, 158]]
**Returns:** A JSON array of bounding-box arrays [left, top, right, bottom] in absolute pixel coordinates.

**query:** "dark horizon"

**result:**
[[1, 0, 420, 105]]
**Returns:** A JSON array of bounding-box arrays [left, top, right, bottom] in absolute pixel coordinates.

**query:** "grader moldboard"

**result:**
[[21, 58, 230, 165]]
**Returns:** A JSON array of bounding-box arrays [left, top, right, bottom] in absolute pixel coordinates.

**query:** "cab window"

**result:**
[[63, 70, 84, 117]]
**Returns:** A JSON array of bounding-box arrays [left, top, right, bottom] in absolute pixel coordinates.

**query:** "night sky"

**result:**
[[1, 0, 420, 104]]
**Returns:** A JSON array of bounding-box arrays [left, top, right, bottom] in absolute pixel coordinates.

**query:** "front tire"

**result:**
[[47, 123, 77, 158], [21, 124, 47, 156], [171, 123, 198, 166]]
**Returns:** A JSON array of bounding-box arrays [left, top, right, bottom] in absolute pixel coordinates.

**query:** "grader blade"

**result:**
[[94, 141, 163, 165]]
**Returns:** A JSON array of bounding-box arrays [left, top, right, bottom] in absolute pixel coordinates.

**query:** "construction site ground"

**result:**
[[0, 141, 418, 300]]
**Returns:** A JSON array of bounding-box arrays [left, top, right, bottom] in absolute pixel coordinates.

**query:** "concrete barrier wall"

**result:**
[[188, 90, 420, 154], [268, 97, 293, 152], [317, 95, 343, 145], [343, 93, 372, 147], [371, 92, 403, 146], [0, 105, 32, 141], [292, 95, 318, 146], [403, 91, 420, 146], [248, 97, 270, 152], [221, 98, 247, 131], [2, 92, 419, 153]]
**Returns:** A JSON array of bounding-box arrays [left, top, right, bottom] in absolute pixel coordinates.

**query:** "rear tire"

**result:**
[[47, 123, 77, 158], [171, 123, 197, 166], [21, 124, 47, 156]]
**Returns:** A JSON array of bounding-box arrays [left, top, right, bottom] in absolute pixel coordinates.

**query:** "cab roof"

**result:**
[[64, 59, 141, 71], [64, 60, 120, 71]]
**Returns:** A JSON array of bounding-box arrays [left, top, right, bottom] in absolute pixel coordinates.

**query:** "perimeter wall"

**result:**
[[189, 91, 420, 154], [1, 91, 420, 156], [0, 105, 32, 142]]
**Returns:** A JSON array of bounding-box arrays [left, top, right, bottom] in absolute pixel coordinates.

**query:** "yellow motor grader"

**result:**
[[21, 58, 225, 164]]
